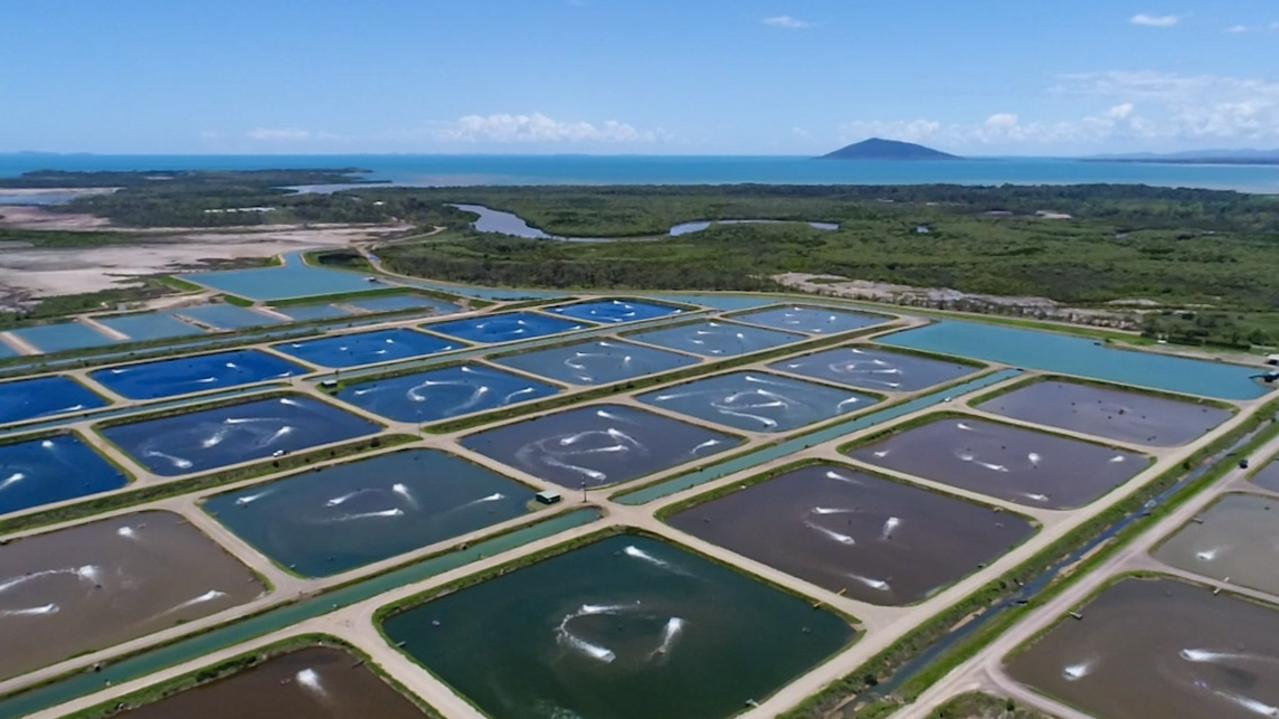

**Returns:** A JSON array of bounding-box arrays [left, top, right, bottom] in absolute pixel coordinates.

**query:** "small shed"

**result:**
[[535, 491, 562, 505], [1267, 353, 1279, 366]]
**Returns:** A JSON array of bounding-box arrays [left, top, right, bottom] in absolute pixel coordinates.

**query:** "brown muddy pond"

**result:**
[[667, 464, 1035, 605], [1253, 459, 1279, 492], [845, 416, 1147, 509], [113, 646, 427, 718], [0, 511, 264, 680], [1153, 493, 1279, 597], [1006, 576, 1279, 719], [976, 379, 1231, 446]]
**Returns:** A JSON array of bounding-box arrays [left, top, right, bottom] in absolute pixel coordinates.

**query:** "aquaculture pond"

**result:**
[[0, 433, 127, 516], [1153, 493, 1279, 596], [344, 294, 460, 315], [0, 375, 106, 424], [494, 339, 699, 386], [977, 379, 1232, 447], [627, 320, 804, 357], [881, 320, 1270, 401], [113, 646, 428, 719], [770, 346, 977, 393], [1006, 577, 1279, 719], [274, 328, 463, 368], [101, 395, 380, 476], [176, 304, 283, 331], [846, 417, 1147, 509], [205, 450, 537, 576], [184, 251, 389, 302], [89, 349, 305, 400], [335, 363, 559, 424], [425, 311, 587, 344], [94, 312, 204, 341], [733, 304, 885, 335], [637, 371, 877, 433], [380, 534, 855, 719], [546, 298, 685, 325], [10, 321, 117, 353], [1254, 459, 1279, 491], [668, 464, 1035, 605], [273, 303, 353, 322], [0, 511, 263, 680], [461, 404, 739, 489]]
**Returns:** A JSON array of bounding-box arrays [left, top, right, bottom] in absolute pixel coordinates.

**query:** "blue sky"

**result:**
[[3, 1, 1278, 155]]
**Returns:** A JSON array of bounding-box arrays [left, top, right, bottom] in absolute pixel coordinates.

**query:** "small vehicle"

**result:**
[[1239, 459, 1250, 470]]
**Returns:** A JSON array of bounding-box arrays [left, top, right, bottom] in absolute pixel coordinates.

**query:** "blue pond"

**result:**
[[176, 304, 284, 330], [627, 320, 805, 357], [101, 395, 380, 476], [0, 375, 107, 424], [274, 328, 464, 368], [90, 349, 306, 400], [734, 304, 886, 335], [204, 449, 536, 576], [336, 364, 559, 423], [638, 371, 877, 432], [11, 322, 117, 354], [0, 433, 128, 516], [494, 338, 699, 386], [0, 341, 16, 359], [344, 294, 460, 315], [273, 304, 353, 322], [94, 312, 204, 341], [546, 298, 684, 325], [425, 311, 588, 344], [185, 251, 389, 301], [881, 321, 1270, 401]]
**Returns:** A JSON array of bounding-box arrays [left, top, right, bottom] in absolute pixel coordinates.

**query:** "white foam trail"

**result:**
[[1062, 660, 1093, 681], [326, 490, 363, 507], [595, 409, 625, 421], [560, 631, 615, 663], [543, 456, 607, 481], [956, 422, 974, 431], [1027, 452, 1042, 465], [623, 545, 687, 574], [235, 490, 272, 506], [116, 526, 138, 540], [265, 425, 294, 444], [977, 461, 1009, 472], [156, 589, 228, 618], [1021, 492, 1050, 503], [503, 387, 538, 402], [195, 376, 217, 384], [824, 470, 862, 485], [295, 668, 328, 697], [1109, 455, 1127, 463], [811, 506, 857, 515], [836, 396, 864, 409], [1180, 648, 1276, 664], [146, 450, 192, 470], [845, 572, 890, 591], [1195, 546, 1226, 561], [1210, 689, 1279, 717], [957, 451, 975, 462], [200, 427, 229, 448], [880, 517, 901, 540], [0, 603, 59, 618], [651, 617, 686, 658], [278, 397, 300, 407], [716, 407, 778, 429], [224, 362, 239, 370], [872, 449, 890, 458], [391, 482, 418, 508], [0, 472, 26, 493], [689, 438, 722, 454], [336, 509, 404, 521], [352, 388, 375, 396], [40, 439, 55, 449], [804, 520, 856, 546]]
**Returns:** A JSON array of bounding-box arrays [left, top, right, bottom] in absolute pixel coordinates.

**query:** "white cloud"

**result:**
[[433, 112, 664, 144], [762, 15, 812, 29], [1225, 24, 1250, 33], [1130, 13, 1181, 27], [246, 127, 333, 142]]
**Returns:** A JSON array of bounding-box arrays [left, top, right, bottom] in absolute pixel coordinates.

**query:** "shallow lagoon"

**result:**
[[638, 371, 876, 433], [176, 304, 284, 330], [461, 404, 739, 488], [0, 433, 128, 516], [770, 346, 977, 392], [11, 321, 117, 354], [95, 312, 204, 341], [114, 646, 427, 719], [669, 464, 1034, 605], [547, 298, 684, 324], [1153, 493, 1279, 596], [881, 320, 1269, 401], [273, 303, 353, 322], [425, 311, 587, 344], [0, 511, 263, 680], [90, 349, 305, 400], [344, 294, 460, 315], [274, 328, 463, 368], [494, 339, 699, 386], [102, 395, 380, 476], [1006, 577, 1279, 719], [627, 320, 804, 357], [185, 251, 390, 302], [977, 379, 1232, 446], [0, 375, 106, 424], [336, 363, 559, 423], [205, 450, 536, 576], [380, 534, 854, 719], [846, 416, 1147, 509], [733, 304, 884, 335]]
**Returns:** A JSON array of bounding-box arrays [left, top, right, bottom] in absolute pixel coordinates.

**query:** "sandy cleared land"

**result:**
[[0, 205, 115, 230]]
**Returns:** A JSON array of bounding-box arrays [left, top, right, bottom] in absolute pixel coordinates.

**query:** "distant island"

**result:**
[[1085, 148, 1279, 166], [819, 137, 960, 161]]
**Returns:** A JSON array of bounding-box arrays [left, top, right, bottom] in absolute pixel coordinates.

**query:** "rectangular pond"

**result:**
[[881, 320, 1270, 401], [627, 320, 805, 357], [205, 449, 538, 576], [1153, 493, 1279, 597], [976, 379, 1232, 447], [668, 464, 1035, 605], [494, 338, 699, 386], [112, 645, 428, 719], [379, 533, 855, 719], [11, 321, 117, 354], [733, 304, 886, 335], [0, 433, 127, 516], [175, 304, 284, 331], [0, 375, 107, 424], [546, 298, 686, 324], [343, 294, 461, 315], [425, 311, 588, 344], [460, 404, 740, 489], [770, 346, 978, 392], [273, 303, 354, 322], [1006, 576, 1279, 719], [0, 510, 264, 680], [94, 312, 205, 342], [638, 371, 877, 433], [273, 328, 464, 368], [1254, 459, 1279, 492], [90, 349, 306, 400], [335, 363, 559, 424], [846, 416, 1148, 509], [101, 395, 381, 476]]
